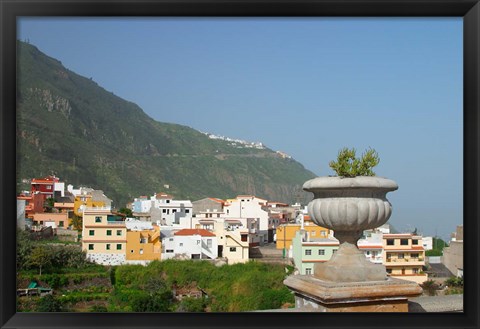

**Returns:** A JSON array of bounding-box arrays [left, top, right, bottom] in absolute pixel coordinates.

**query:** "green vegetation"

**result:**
[[17, 40, 316, 206], [110, 260, 294, 312], [444, 276, 463, 295], [329, 147, 380, 177], [17, 231, 293, 312], [425, 238, 448, 256]]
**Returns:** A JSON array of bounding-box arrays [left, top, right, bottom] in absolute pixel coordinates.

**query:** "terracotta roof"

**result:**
[[175, 229, 216, 237], [209, 198, 225, 204]]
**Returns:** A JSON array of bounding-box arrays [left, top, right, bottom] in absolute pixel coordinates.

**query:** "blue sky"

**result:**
[[18, 17, 462, 241]]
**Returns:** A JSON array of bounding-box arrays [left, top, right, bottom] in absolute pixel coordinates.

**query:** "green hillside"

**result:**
[[16, 40, 316, 207]]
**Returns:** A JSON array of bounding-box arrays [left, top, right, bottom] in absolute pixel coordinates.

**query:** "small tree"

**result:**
[[27, 245, 52, 275], [70, 214, 83, 232], [36, 294, 65, 312], [329, 147, 380, 177]]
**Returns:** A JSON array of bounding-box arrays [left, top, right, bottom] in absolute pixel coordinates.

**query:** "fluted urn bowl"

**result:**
[[303, 176, 398, 238], [303, 176, 398, 282]]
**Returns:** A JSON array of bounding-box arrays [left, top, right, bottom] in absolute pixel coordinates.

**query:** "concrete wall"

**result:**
[[442, 240, 463, 277]]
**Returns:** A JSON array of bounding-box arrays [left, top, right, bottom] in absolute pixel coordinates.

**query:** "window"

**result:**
[[88, 244, 94, 250], [95, 216, 102, 223], [140, 238, 147, 244], [89, 230, 95, 236], [169, 238, 174, 241], [412, 239, 419, 245], [106, 244, 110, 250], [130, 250, 134, 253], [398, 253, 404, 259], [332, 249, 337, 254], [172, 209, 177, 213], [162, 209, 167, 213], [305, 268, 312, 275], [179, 243, 183, 247], [413, 268, 419, 274], [116, 244, 122, 250], [321, 231, 326, 237], [366, 251, 370, 255], [305, 249, 312, 256], [207, 239, 212, 248], [387, 239, 394, 245], [241, 234, 248, 242], [185, 209, 190, 213], [140, 249, 144, 255], [386, 269, 392, 274], [166, 249, 174, 253], [107, 230, 112, 236], [197, 240, 201, 245], [400, 239, 409, 246], [59, 221, 64, 227], [311, 231, 316, 236], [46, 185, 52, 190], [230, 247, 237, 252], [116, 230, 122, 236], [166, 200, 170, 203], [411, 253, 419, 258], [318, 249, 325, 256]]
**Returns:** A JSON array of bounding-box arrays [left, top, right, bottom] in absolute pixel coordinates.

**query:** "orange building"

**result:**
[[383, 233, 428, 284], [126, 223, 161, 264], [276, 216, 330, 250]]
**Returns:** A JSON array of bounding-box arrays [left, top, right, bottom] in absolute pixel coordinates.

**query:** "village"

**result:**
[[17, 174, 463, 288]]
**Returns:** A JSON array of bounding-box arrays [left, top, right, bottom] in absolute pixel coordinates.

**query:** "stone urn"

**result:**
[[303, 176, 398, 282]]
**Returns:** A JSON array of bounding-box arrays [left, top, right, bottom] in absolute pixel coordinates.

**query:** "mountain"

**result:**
[[16, 41, 316, 207]]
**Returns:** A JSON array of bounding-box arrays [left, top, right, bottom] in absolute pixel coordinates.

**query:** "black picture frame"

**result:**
[[1, 0, 479, 328]]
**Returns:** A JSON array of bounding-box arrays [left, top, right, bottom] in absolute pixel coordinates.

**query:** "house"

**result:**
[[133, 193, 193, 228], [17, 191, 45, 218], [192, 197, 225, 216], [73, 187, 112, 217], [383, 233, 428, 284], [275, 214, 330, 252], [192, 215, 249, 264], [32, 212, 69, 229], [162, 228, 217, 260], [358, 231, 384, 264], [442, 225, 463, 277], [291, 229, 339, 275], [81, 207, 127, 266], [125, 219, 161, 265], [223, 195, 270, 244]]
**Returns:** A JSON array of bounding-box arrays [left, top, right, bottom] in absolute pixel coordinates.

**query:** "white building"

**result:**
[[133, 192, 193, 228], [223, 195, 269, 245], [422, 236, 433, 251], [162, 228, 218, 260], [358, 231, 384, 264], [192, 214, 250, 264]]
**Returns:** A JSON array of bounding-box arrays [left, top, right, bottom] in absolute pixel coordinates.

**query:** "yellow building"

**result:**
[[126, 223, 161, 264], [81, 207, 127, 265], [383, 233, 428, 284], [276, 217, 330, 250], [73, 189, 112, 217]]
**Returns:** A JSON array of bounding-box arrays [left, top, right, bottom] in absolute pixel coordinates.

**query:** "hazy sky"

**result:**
[[17, 17, 463, 241]]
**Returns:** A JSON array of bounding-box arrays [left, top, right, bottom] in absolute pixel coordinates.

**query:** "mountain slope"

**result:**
[[16, 41, 316, 207]]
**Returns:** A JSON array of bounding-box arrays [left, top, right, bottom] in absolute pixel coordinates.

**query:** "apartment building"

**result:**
[[81, 207, 127, 266], [125, 219, 161, 265], [383, 233, 428, 284], [276, 219, 330, 251], [192, 215, 250, 264], [291, 229, 339, 275], [133, 192, 193, 227]]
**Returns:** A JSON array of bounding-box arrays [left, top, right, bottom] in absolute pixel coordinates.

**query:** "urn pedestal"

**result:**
[[283, 176, 422, 312]]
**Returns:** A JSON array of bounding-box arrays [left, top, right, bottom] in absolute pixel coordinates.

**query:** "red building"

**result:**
[[31, 175, 59, 198]]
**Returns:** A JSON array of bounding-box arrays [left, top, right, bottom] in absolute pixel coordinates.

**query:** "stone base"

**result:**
[[284, 275, 422, 312]]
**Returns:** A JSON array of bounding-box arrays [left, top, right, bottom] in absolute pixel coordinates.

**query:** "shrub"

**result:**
[[329, 147, 379, 177], [36, 294, 65, 312]]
